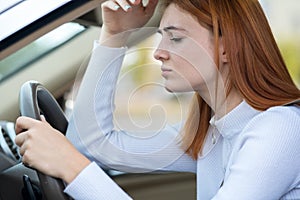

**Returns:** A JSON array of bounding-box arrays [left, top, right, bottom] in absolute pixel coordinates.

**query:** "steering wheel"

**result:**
[[19, 80, 71, 200]]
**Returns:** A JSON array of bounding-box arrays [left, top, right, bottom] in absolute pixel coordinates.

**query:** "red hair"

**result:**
[[161, 0, 300, 159]]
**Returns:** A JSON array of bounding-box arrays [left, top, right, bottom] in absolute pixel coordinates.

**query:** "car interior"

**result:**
[[0, 0, 196, 199], [1, 0, 299, 199]]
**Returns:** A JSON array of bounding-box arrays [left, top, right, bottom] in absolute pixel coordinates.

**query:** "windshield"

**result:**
[[0, 0, 71, 41]]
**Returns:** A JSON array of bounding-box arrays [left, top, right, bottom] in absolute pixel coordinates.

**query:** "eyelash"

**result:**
[[170, 37, 183, 42]]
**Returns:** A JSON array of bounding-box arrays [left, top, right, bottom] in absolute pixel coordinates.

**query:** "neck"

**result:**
[[198, 86, 243, 119]]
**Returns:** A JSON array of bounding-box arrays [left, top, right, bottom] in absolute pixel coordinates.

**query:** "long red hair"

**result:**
[[161, 0, 300, 159]]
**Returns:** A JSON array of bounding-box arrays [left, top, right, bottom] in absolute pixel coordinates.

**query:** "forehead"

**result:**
[[159, 4, 199, 30]]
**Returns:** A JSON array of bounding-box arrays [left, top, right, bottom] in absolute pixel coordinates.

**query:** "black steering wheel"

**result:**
[[19, 80, 71, 200]]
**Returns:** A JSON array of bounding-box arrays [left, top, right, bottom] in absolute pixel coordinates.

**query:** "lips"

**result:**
[[161, 66, 172, 71], [161, 66, 172, 78]]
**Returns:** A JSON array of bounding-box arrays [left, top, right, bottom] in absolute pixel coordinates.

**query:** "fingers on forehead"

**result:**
[[101, 1, 120, 11], [102, 0, 143, 11]]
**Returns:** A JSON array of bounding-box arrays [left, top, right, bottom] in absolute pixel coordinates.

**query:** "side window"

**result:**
[[0, 23, 86, 83]]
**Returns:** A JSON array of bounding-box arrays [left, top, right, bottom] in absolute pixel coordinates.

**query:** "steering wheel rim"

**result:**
[[19, 80, 71, 200]]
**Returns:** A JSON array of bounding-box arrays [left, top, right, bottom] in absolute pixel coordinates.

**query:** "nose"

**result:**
[[153, 46, 169, 61]]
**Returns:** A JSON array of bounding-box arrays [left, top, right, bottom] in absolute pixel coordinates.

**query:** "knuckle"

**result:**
[[22, 151, 31, 163], [15, 137, 21, 146], [19, 148, 24, 156], [26, 131, 34, 139], [19, 145, 26, 155], [16, 116, 23, 125]]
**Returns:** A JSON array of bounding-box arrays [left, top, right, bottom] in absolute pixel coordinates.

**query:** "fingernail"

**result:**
[[125, 5, 131, 10], [130, 0, 136, 3], [114, 5, 120, 10]]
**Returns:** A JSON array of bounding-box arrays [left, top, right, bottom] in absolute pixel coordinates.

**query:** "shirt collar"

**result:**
[[209, 101, 261, 139]]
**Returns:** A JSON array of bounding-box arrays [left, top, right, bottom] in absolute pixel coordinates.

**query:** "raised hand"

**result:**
[[100, 0, 159, 46]]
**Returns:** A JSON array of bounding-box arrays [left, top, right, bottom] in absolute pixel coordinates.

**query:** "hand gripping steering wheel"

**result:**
[[19, 80, 71, 200]]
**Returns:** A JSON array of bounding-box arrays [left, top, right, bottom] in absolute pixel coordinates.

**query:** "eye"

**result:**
[[170, 37, 183, 42]]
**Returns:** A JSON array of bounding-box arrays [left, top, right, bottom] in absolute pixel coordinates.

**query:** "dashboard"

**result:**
[[0, 121, 39, 200], [0, 121, 20, 164]]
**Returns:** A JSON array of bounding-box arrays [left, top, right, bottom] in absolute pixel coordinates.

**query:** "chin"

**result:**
[[164, 87, 174, 93], [164, 83, 176, 93], [164, 81, 194, 93], [164, 86, 192, 93]]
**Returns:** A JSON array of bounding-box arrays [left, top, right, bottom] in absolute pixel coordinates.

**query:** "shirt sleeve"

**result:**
[[212, 106, 300, 200], [66, 43, 196, 173], [64, 162, 132, 200]]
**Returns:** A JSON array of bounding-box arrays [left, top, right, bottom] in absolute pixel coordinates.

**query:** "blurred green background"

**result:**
[[261, 0, 300, 86], [279, 40, 300, 86]]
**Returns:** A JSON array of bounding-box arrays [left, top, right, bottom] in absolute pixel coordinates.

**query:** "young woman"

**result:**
[[15, 0, 300, 199]]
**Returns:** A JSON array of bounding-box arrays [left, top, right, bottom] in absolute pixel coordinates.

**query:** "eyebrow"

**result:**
[[157, 26, 187, 34]]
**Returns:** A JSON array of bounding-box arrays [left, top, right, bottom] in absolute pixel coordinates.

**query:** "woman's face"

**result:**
[[154, 4, 220, 93]]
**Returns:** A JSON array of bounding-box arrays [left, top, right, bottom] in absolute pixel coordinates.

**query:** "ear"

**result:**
[[219, 38, 228, 63]]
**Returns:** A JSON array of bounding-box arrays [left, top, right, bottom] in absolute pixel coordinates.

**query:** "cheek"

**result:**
[[165, 38, 218, 91], [172, 53, 217, 90]]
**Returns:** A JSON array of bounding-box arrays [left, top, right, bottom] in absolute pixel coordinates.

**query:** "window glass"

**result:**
[[0, 22, 86, 82], [0, 0, 71, 41]]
